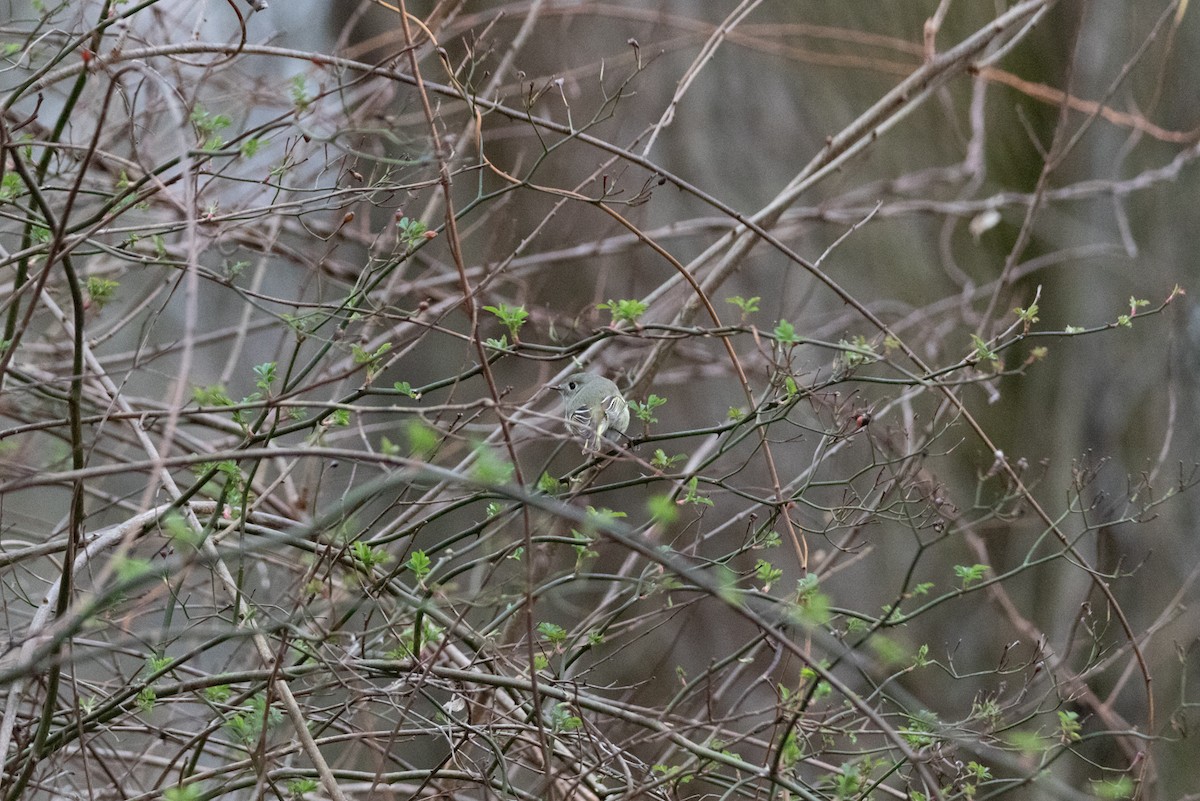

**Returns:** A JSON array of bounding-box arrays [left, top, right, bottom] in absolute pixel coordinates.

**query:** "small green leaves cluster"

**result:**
[[205, 685, 232, 704], [163, 513, 204, 548], [598, 298, 647, 324], [829, 758, 876, 799], [647, 493, 678, 523], [290, 74, 312, 111], [350, 540, 391, 571], [726, 295, 760, 317], [901, 710, 939, 747], [484, 303, 529, 340], [969, 334, 999, 365], [913, 643, 931, 668], [0, 171, 21, 200], [870, 634, 910, 667], [585, 506, 626, 526], [1004, 728, 1048, 755], [240, 137, 263, 158], [954, 563, 989, 588], [650, 449, 685, 470], [777, 730, 802, 768], [571, 531, 597, 564], [471, 442, 515, 484], [135, 685, 156, 714], [164, 785, 205, 801], [537, 621, 567, 646], [387, 618, 445, 659], [396, 216, 428, 251], [537, 471, 563, 493], [651, 763, 692, 785], [680, 476, 713, 507], [406, 549, 431, 582], [190, 104, 231, 150], [971, 696, 1002, 728], [1091, 776, 1135, 800], [1117, 296, 1150, 327], [192, 383, 231, 410], [629, 393, 666, 424], [146, 654, 171, 675], [1014, 301, 1039, 327], [392, 380, 420, 399], [112, 171, 136, 213], [191, 459, 248, 508], [253, 361, 276, 394], [773, 319, 801, 345], [958, 761, 992, 798], [405, 419, 440, 460], [838, 335, 879, 368], [85, 276, 120, 309], [910, 581, 934, 598], [752, 528, 781, 548], [1057, 709, 1082, 743], [550, 703, 583, 732], [754, 558, 782, 590], [793, 574, 830, 626], [223, 259, 250, 280], [193, 361, 279, 432], [484, 334, 512, 352], [286, 780, 320, 798], [352, 341, 391, 381], [224, 693, 283, 746], [351, 341, 391, 366]]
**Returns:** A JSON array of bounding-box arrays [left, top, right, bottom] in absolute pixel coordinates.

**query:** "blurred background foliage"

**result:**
[[0, 1, 1198, 799]]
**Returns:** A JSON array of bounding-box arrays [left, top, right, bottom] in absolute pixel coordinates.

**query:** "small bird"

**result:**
[[553, 372, 630, 454]]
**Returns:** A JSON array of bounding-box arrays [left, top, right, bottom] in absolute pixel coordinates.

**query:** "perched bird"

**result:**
[[553, 372, 630, 454]]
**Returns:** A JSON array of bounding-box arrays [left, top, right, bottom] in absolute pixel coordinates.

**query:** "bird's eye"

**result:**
[[567, 381, 578, 391]]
